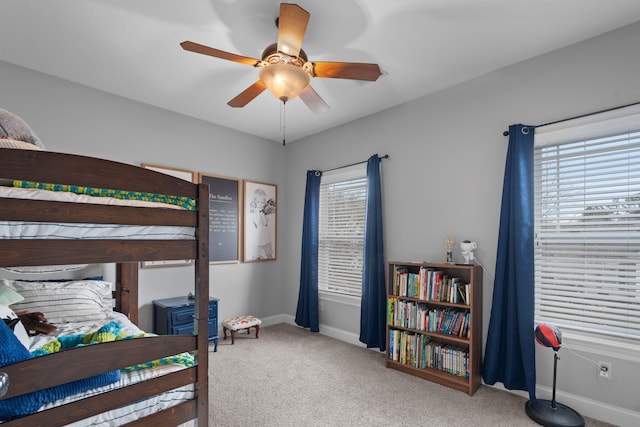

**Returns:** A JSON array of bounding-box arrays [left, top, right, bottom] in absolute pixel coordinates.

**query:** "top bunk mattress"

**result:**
[[0, 186, 194, 240]]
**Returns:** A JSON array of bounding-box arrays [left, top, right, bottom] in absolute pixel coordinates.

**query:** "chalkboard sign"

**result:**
[[199, 173, 240, 263]]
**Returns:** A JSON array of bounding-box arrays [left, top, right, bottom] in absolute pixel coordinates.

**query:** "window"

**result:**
[[534, 106, 640, 341], [318, 164, 367, 297]]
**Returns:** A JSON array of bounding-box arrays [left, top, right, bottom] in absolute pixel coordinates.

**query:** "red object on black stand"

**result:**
[[525, 324, 585, 427]]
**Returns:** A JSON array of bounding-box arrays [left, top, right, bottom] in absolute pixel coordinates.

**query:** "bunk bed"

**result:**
[[0, 148, 210, 426]]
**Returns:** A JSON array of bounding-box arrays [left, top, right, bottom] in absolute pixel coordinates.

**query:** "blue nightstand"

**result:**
[[153, 296, 219, 351]]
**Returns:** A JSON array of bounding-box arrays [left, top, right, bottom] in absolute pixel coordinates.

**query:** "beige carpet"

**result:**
[[208, 323, 614, 427]]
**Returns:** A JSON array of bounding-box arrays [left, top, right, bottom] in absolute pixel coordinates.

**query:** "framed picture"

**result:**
[[199, 173, 241, 264], [243, 180, 277, 262], [140, 163, 195, 268], [141, 163, 195, 183]]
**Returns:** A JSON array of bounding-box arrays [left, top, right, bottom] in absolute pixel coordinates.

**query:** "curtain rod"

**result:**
[[502, 100, 640, 136], [321, 154, 389, 173]]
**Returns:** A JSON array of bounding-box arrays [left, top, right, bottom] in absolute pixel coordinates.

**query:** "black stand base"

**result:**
[[525, 399, 585, 427]]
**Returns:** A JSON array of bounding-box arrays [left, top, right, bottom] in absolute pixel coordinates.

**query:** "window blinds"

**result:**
[[318, 165, 367, 297], [535, 124, 640, 340]]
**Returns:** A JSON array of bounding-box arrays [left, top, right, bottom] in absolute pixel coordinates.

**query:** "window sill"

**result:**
[[318, 291, 361, 307], [562, 331, 640, 363]]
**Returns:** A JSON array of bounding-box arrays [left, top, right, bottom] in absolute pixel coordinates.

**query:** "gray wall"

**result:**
[[3, 19, 640, 426], [0, 61, 287, 332], [284, 21, 640, 426]]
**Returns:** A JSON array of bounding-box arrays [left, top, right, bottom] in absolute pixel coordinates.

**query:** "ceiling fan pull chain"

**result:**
[[281, 100, 287, 146]]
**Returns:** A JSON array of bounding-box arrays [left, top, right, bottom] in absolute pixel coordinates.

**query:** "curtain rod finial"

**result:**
[[503, 130, 510, 137]]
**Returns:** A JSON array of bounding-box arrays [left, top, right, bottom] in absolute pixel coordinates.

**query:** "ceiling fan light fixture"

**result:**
[[259, 63, 310, 103]]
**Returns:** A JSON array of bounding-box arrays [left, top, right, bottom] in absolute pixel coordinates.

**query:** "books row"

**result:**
[[388, 329, 470, 378], [390, 265, 470, 304], [387, 299, 471, 338]]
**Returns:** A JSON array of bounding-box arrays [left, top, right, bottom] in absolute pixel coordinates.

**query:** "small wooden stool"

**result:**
[[222, 315, 261, 345]]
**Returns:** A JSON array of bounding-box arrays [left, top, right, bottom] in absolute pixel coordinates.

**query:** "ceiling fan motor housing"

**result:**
[[261, 42, 308, 63]]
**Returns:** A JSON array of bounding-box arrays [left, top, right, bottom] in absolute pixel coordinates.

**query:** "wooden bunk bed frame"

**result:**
[[0, 148, 210, 426]]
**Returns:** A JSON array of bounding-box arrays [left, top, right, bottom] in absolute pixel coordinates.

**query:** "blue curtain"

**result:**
[[482, 124, 537, 402], [295, 170, 322, 332], [359, 155, 386, 351]]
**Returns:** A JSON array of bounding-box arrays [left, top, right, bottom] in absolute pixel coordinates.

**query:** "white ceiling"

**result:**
[[3, 1, 640, 144]]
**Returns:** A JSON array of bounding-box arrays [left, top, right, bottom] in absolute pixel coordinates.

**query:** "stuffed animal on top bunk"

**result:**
[[0, 107, 46, 150]]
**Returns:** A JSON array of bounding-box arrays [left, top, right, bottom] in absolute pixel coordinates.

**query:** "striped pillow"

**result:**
[[4, 279, 112, 324]]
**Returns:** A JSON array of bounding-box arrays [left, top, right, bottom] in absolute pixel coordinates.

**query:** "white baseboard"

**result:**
[[536, 384, 639, 427], [488, 380, 640, 427], [279, 314, 367, 347], [259, 313, 290, 328]]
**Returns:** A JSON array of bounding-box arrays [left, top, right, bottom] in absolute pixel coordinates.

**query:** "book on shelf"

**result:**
[[387, 297, 397, 325], [392, 265, 408, 296], [391, 265, 470, 306], [388, 299, 471, 338], [388, 329, 433, 368], [391, 338, 469, 378], [456, 280, 468, 304]]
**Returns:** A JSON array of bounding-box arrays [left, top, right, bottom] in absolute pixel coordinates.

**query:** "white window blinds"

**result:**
[[534, 106, 640, 340], [318, 164, 367, 297]]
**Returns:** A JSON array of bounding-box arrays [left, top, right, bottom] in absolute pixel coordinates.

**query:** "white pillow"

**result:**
[[0, 304, 30, 350], [4, 279, 113, 324]]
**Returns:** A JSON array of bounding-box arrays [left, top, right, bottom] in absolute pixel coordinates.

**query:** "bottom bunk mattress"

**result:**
[[4, 311, 195, 426]]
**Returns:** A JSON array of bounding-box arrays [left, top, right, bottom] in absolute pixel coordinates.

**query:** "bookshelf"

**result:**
[[386, 261, 482, 396]]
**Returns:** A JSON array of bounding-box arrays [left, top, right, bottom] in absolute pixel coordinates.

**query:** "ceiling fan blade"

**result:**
[[181, 41, 261, 66], [299, 85, 330, 113], [227, 81, 267, 108], [312, 61, 382, 81], [277, 3, 310, 58]]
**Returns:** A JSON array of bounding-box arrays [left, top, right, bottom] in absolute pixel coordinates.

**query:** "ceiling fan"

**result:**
[[180, 3, 382, 112]]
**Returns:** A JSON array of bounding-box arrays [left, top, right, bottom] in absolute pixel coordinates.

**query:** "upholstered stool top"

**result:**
[[222, 315, 261, 331]]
